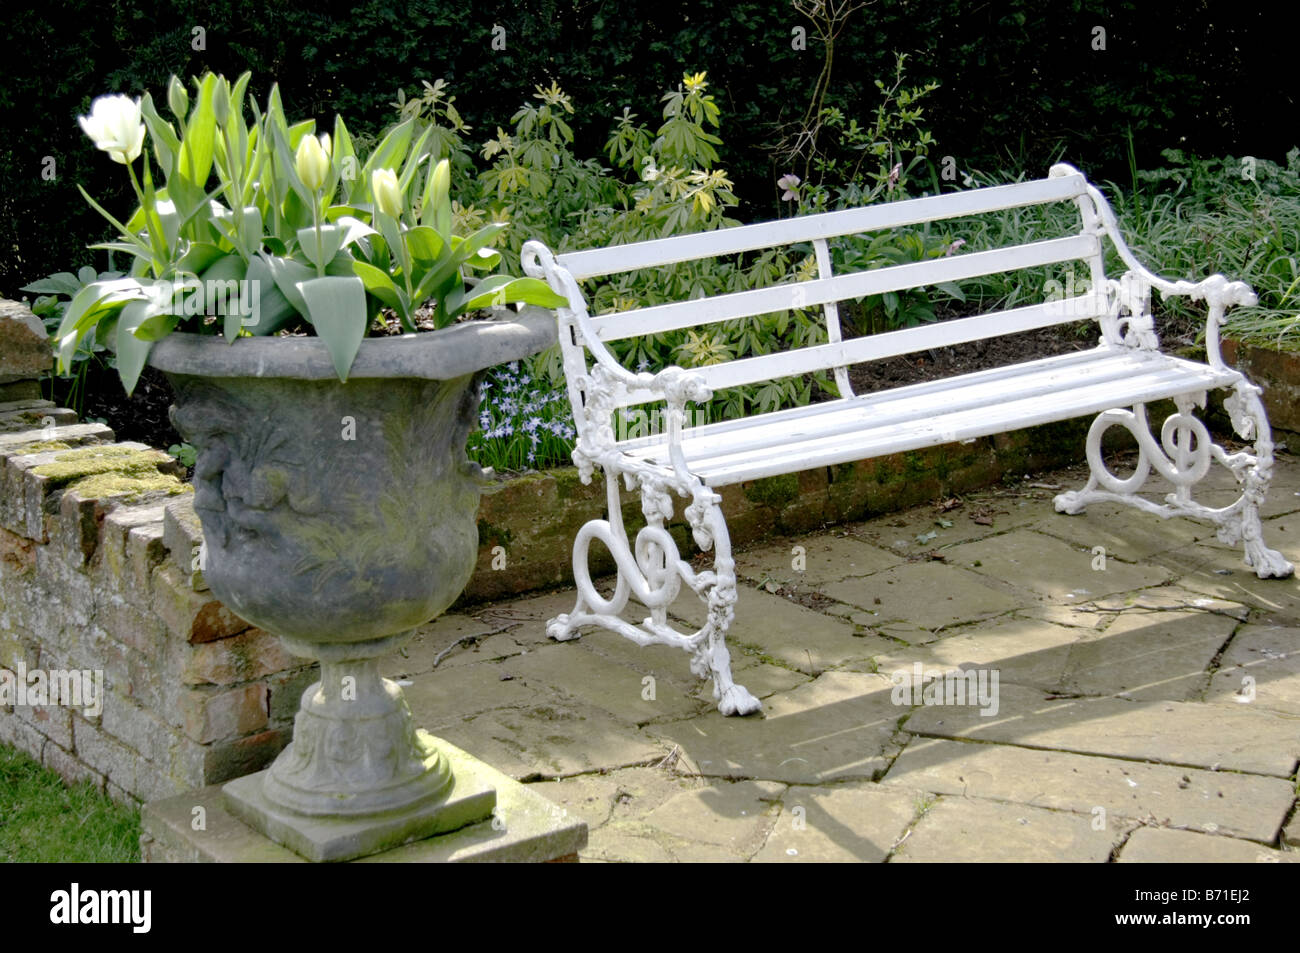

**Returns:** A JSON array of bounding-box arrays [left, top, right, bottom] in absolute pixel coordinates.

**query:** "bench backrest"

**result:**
[[548, 165, 1120, 419]]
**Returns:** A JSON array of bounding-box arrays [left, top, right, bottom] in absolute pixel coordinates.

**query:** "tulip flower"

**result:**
[[372, 168, 403, 219], [295, 133, 331, 191], [79, 95, 146, 165]]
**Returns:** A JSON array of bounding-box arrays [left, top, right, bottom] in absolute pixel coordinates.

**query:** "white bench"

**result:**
[[521, 163, 1293, 716]]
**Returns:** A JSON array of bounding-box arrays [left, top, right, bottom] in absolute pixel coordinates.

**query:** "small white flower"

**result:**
[[371, 168, 403, 218], [79, 94, 145, 165], [295, 133, 331, 191]]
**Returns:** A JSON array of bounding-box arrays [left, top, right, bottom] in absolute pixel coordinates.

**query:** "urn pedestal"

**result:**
[[150, 312, 562, 862]]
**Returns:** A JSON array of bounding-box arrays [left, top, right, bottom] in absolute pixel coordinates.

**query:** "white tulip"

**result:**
[[371, 168, 402, 219], [295, 134, 331, 192], [78, 94, 146, 165]]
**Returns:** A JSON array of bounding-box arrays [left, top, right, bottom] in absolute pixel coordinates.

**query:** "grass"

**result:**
[[0, 743, 141, 862]]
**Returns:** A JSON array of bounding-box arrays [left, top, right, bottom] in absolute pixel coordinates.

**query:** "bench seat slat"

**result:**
[[557, 173, 1088, 280], [590, 234, 1100, 343], [619, 351, 1238, 486], [615, 293, 1108, 406]]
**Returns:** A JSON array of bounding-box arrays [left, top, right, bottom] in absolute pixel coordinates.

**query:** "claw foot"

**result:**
[[546, 614, 582, 641], [1243, 542, 1295, 579], [716, 683, 763, 717], [1053, 491, 1087, 515]]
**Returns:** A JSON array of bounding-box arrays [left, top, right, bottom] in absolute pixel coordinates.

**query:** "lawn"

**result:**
[[0, 744, 140, 862]]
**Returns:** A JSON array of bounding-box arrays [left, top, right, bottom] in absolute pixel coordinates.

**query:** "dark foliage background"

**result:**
[[1, 0, 1294, 296]]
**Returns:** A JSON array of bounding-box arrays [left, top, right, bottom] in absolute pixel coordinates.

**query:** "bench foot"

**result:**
[[546, 471, 763, 716], [1054, 389, 1294, 580]]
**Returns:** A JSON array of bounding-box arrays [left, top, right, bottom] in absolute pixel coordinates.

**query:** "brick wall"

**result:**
[[0, 301, 313, 807]]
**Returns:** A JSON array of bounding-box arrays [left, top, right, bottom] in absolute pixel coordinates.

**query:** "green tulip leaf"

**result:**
[[296, 276, 368, 381]]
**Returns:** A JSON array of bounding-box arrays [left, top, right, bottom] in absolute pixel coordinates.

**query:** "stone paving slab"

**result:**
[[733, 533, 903, 587], [429, 700, 670, 781], [1032, 505, 1213, 561], [1117, 826, 1297, 863], [880, 738, 1294, 842], [892, 797, 1127, 862], [650, 671, 905, 784], [669, 584, 894, 674], [856, 616, 1085, 693], [1152, 543, 1300, 621], [502, 640, 710, 724], [1056, 606, 1237, 702], [751, 782, 919, 862], [905, 683, 1300, 777], [1204, 623, 1300, 715], [945, 530, 1177, 604], [821, 561, 1024, 640]]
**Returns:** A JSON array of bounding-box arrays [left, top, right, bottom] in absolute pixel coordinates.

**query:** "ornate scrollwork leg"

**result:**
[[546, 467, 762, 716], [1054, 388, 1293, 579]]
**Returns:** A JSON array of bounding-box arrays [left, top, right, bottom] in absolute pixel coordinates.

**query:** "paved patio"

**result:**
[[390, 452, 1300, 862]]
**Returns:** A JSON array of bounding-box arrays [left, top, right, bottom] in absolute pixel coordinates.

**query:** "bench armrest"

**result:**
[[1059, 168, 1257, 370], [522, 240, 710, 484]]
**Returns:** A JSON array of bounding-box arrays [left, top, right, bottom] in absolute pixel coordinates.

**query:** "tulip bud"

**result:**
[[212, 79, 230, 125], [78, 94, 146, 165], [167, 76, 189, 120], [371, 168, 403, 219], [295, 133, 330, 191]]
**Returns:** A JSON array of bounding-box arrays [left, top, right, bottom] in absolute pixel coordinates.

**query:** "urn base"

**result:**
[[223, 731, 497, 863]]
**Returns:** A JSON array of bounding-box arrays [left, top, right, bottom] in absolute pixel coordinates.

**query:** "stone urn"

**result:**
[[148, 310, 555, 860]]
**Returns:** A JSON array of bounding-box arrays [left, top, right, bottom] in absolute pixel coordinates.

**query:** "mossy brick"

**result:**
[[98, 694, 179, 766], [0, 628, 39, 672], [0, 421, 114, 455], [13, 699, 74, 749], [0, 710, 47, 757], [90, 502, 167, 603], [0, 399, 77, 434], [0, 300, 52, 381], [268, 664, 321, 724], [202, 726, 291, 784], [152, 562, 250, 644], [0, 380, 40, 402], [41, 741, 107, 792], [73, 715, 149, 795], [181, 628, 299, 687], [97, 595, 167, 658], [161, 495, 208, 591], [32, 443, 189, 510], [0, 526, 36, 575], [179, 683, 269, 744]]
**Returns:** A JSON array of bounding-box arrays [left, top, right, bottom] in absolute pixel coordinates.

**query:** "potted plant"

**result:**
[[53, 73, 566, 860]]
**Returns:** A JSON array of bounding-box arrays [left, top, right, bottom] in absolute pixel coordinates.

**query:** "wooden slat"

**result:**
[[590, 234, 1099, 343], [613, 293, 1108, 407], [557, 173, 1088, 280]]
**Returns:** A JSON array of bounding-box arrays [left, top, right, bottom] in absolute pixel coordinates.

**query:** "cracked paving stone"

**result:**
[[1117, 826, 1297, 863], [821, 562, 1023, 641], [893, 797, 1127, 862], [734, 534, 903, 587], [944, 530, 1175, 604], [752, 782, 917, 863], [1205, 623, 1300, 715], [651, 671, 905, 784], [1055, 606, 1237, 701], [642, 779, 785, 853], [857, 615, 1085, 693], [880, 737, 1295, 842], [430, 701, 668, 780], [904, 682, 1300, 776]]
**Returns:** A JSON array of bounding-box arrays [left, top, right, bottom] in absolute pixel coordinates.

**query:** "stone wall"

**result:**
[[0, 303, 316, 806], [0, 297, 1108, 805]]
